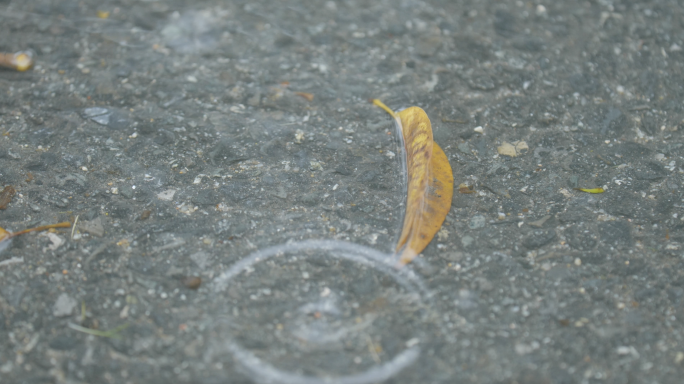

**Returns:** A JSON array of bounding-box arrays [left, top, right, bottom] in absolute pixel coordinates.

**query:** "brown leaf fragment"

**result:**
[[139, 210, 152, 220], [0, 185, 16, 209], [294, 92, 314, 102], [181, 276, 202, 290], [458, 183, 476, 194]]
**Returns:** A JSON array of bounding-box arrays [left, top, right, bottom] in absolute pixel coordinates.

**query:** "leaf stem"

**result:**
[[68, 322, 129, 339], [371, 99, 397, 117]]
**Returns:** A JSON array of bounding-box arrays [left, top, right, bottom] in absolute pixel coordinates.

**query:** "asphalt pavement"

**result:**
[[1, 0, 684, 383]]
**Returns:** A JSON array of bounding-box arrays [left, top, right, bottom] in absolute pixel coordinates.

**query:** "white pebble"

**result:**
[[536, 4, 547, 16]]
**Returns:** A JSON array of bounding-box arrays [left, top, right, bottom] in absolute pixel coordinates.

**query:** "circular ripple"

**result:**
[[208, 240, 435, 384]]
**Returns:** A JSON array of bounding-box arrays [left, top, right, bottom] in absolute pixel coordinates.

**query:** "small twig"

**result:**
[[365, 334, 382, 364], [68, 322, 129, 339], [9, 222, 72, 238], [71, 215, 79, 240]]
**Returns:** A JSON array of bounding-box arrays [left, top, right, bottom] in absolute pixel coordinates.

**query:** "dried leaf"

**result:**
[[574, 187, 605, 194], [372, 99, 454, 265]]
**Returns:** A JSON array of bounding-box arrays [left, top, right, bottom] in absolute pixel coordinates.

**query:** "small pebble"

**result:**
[[157, 189, 176, 201], [53, 293, 77, 317], [675, 352, 684, 364], [469, 215, 486, 229], [536, 4, 547, 16], [461, 235, 474, 248]]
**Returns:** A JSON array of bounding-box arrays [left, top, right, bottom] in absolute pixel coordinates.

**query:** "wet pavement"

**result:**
[[2, 0, 684, 383]]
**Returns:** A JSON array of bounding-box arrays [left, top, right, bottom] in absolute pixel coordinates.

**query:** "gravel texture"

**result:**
[[2, 0, 684, 383]]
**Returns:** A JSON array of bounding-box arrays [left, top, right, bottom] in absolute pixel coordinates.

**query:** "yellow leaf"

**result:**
[[0, 226, 9, 243], [574, 187, 605, 194], [372, 100, 454, 265]]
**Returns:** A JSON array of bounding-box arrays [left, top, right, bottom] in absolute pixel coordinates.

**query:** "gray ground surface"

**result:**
[[2, 0, 684, 383]]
